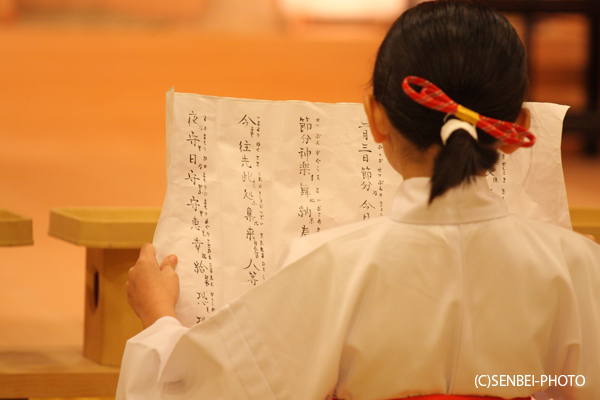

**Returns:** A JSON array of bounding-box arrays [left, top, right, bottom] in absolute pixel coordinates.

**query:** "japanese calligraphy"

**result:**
[[154, 91, 568, 328]]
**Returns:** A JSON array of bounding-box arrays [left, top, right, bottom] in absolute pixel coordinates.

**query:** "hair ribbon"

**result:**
[[401, 76, 535, 147]]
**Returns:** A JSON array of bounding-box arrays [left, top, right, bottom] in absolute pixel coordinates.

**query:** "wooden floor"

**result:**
[[0, 8, 598, 394]]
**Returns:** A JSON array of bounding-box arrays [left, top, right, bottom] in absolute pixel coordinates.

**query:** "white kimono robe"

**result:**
[[117, 177, 600, 400]]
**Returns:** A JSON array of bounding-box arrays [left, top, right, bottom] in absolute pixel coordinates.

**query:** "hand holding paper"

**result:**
[[126, 243, 180, 329]]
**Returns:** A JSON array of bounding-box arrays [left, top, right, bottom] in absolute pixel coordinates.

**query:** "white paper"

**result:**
[[487, 102, 571, 229], [153, 92, 569, 327]]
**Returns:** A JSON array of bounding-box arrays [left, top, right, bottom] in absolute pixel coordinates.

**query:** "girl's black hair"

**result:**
[[372, 0, 528, 203]]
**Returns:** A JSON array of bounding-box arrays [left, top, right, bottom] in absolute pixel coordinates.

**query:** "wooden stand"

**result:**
[[0, 346, 119, 399], [84, 247, 144, 366], [0, 210, 33, 246], [49, 207, 161, 366], [570, 207, 600, 238], [1, 211, 115, 400]]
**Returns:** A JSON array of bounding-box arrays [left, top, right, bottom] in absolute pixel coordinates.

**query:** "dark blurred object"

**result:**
[[0, 0, 16, 22], [481, 0, 600, 157]]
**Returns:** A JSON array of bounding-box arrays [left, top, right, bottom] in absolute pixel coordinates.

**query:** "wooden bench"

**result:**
[[1, 207, 159, 399], [0, 346, 119, 399]]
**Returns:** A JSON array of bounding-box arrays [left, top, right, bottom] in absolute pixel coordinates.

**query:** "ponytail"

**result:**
[[429, 128, 499, 204], [371, 0, 530, 202]]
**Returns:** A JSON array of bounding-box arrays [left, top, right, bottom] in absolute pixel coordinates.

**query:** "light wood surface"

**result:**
[[48, 208, 158, 366], [49, 207, 161, 249], [0, 210, 33, 247], [0, 346, 118, 398], [570, 207, 600, 238], [83, 248, 143, 366]]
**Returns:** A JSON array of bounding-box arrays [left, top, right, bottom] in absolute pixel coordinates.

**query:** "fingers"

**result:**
[[160, 254, 178, 272], [125, 276, 141, 319], [137, 243, 178, 271], [140, 242, 156, 257], [127, 244, 156, 296], [132, 244, 163, 277], [137, 243, 157, 266]]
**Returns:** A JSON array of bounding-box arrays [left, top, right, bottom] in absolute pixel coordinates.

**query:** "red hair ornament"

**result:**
[[401, 76, 535, 147]]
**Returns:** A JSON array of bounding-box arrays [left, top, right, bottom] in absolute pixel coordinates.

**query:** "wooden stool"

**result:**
[[49, 207, 161, 366], [570, 206, 600, 238], [0, 210, 33, 247]]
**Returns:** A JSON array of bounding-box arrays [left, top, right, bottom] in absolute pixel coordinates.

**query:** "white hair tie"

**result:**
[[440, 118, 478, 145]]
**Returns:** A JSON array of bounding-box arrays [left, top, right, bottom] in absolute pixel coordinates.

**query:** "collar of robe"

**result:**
[[388, 176, 509, 225]]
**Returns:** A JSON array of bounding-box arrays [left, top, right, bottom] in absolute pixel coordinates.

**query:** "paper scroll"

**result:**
[[153, 89, 569, 326]]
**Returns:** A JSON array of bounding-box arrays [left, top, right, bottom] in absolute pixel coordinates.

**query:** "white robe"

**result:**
[[117, 177, 600, 400]]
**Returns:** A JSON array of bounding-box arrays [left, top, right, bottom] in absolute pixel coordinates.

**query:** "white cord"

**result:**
[[440, 118, 478, 145]]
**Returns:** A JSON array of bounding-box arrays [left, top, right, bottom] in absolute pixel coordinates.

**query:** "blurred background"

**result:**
[[1, 0, 599, 353]]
